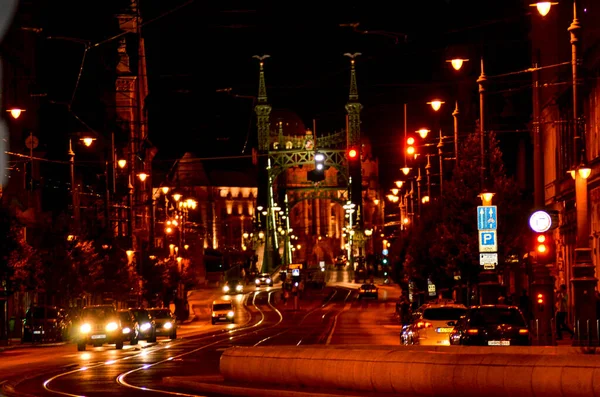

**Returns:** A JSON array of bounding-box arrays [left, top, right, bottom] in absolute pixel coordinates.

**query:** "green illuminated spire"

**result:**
[[344, 53, 362, 146], [253, 55, 272, 151]]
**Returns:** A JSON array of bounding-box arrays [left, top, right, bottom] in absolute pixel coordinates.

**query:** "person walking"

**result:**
[[555, 284, 574, 340]]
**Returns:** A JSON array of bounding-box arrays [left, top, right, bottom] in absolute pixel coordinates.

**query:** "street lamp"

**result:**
[[427, 100, 445, 112], [7, 108, 25, 119], [530, 2, 558, 17], [446, 58, 469, 71]]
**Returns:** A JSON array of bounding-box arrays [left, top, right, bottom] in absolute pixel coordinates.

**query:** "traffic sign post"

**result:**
[[477, 206, 497, 230], [478, 230, 497, 252], [476, 203, 501, 305]]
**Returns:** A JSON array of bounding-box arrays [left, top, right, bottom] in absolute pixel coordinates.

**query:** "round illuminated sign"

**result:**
[[529, 210, 552, 233]]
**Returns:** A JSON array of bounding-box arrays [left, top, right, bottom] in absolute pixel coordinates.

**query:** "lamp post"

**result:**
[[477, 58, 501, 305], [68, 139, 79, 232], [566, 1, 596, 345]]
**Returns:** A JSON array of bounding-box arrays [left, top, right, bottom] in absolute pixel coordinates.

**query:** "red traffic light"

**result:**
[[535, 234, 547, 254], [537, 293, 544, 304], [348, 148, 358, 159]]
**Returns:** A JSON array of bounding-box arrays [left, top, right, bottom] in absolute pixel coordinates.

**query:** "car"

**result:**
[[449, 305, 531, 346], [358, 283, 378, 299], [400, 301, 467, 346], [129, 308, 156, 342], [75, 305, 126, 351], [118, 309, 139, 345], [254, 273, 273, 287], [211, 300, 235, 324], [147, 308, 177, 339], [223, 279, 244, 294], [22, 306, 69, 343]]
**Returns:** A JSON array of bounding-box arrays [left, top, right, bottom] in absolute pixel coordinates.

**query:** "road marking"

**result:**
[[325, 303, 351, 345]]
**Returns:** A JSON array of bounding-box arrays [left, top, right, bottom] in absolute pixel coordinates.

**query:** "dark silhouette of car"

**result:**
[[22, 306, 68, 343], [76, 305, 125, 351], [147, 308, 177, 339], [118, 309, 139, 345], [358, 284, 378, 299], [449, 305, 531, 346], [223, 279, 244, 294], [254, 273, 273, 287], [129, 308, 156, 342]]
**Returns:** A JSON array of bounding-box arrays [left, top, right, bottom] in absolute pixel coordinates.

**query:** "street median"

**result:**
[[220, 346, 600, 397]]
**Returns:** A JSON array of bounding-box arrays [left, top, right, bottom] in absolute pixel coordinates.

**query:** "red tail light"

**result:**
[[416, 321, 432, 329], [519, 329, 529, 334], [466, 328, 479, 335]]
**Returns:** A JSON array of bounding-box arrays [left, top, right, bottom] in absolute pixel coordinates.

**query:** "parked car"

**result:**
[[22, 306, 69, 343], [449, 305, 531, 346], [254, 273, 273, 287], [129, 308, 156, 342], [75, 305, 125, 351], [118, 309, 139, 345], [400, 302, 467, 346], [147, 308, 177, 339], [358, 283, 378, 299], [211, 300, 235, 324], [223, 279, 244, 295]]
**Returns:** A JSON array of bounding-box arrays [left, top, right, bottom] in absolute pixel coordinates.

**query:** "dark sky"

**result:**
[[140, 0, 533, 186], [3, 0, 534, 190]]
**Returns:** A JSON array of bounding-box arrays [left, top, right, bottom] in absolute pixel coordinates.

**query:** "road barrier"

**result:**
[[220, 346, 600, 397]]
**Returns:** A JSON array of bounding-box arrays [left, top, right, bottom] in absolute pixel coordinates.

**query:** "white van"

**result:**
[[211, 300, 234, 324]]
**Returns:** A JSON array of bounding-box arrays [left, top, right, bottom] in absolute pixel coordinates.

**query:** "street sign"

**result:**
[[477, 205, 497, 230], [288, 263, 303, 270], [479, 253, 498, 267], [529, 210, 552, 233], [478, 230, 497, 252]]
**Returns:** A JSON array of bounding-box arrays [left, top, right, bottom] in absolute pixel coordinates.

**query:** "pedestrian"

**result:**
[[555, 284, 574, 340]]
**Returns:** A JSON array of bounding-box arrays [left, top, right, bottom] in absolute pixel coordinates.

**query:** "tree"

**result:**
[[404, 131, 529, 290], [0, 208, 41, 293]]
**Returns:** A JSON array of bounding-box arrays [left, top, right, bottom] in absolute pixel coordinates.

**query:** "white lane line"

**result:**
[[325, 303, 351, 345]]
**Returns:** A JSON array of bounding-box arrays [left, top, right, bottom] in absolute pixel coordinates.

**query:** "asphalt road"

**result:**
[[0, 269, 401, 397]]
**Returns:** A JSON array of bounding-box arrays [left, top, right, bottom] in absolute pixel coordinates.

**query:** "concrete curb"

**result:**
[[220, 346, 600, 397], [162, 376, 373, 397]]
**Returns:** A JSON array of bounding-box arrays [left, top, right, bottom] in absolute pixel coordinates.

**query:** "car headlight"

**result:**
[[223, 285, 230, 293], [140, 322, 151, 331], [106, 322, 118, 332], [122, 327, 131, 334], [236, 285, 243, 291], [163, 322, 172, 329], [80, 323, 91, 333], [227, 311, 234, 318], [266, 278, 271, 284], [255, 279, 260, 284]]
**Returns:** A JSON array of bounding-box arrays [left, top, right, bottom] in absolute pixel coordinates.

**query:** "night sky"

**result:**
[[4, 0, 534, 190]]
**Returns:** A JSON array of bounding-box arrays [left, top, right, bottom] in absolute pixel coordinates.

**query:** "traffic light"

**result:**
[[534, 232, 554, 264], [308, 152, 326, 182], [536, 293, 544, 311], [382, 256, 389, 265], [314, 152, 325, 171], [406, 137, 415, 157], [347, 147, 359, 161]]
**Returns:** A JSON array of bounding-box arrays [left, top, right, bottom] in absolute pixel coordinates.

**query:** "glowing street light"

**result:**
[[81, 137, 96, 147], [137, 173, 148, 182], [530, 2, 558, 17], [416, 128, 430, 139], [427, 100, 445, 112], [7, 108, 25, 119], [446, 58, 469, 71]]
